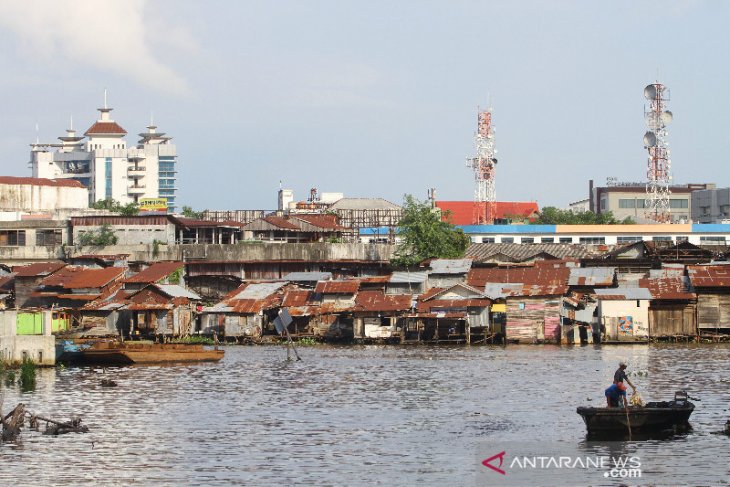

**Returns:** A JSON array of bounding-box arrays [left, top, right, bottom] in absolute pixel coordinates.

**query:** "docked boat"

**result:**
[[577, 391, 694, 435], [76, 341, 224, 365]]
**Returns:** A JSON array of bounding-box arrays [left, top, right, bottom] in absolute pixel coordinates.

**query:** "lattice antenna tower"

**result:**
[[643, 82, 673, 223], [465, 105, 498, 224]]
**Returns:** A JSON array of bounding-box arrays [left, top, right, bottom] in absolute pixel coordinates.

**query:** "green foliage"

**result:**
[[91, 198, 139, 216], [392, 195, 471, 267], [152, 239, 162, 258], [78, 224, 118, 246], [296, 337, 318, 346], [182, 206, 205, 219], [533, 207, 636, 225], [326, 236, 344, 243], [19, 357, 36, 391], [168, 268, 182, 285]]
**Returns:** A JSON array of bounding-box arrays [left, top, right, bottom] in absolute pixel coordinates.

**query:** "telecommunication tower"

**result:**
[[643, 82, 673, 223], [466, 107, 498, 224]]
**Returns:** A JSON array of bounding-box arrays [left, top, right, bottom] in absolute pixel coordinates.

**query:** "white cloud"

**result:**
[[0, 0, 192, 95]]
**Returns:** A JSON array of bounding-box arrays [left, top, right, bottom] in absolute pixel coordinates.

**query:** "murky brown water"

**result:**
[[1, 344, 729, 486]]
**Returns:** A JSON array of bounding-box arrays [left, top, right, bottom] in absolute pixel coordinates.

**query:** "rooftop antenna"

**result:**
[[35, 122, 39, 144], [69, 115, 73, 130], [103, 88, 108, 109]]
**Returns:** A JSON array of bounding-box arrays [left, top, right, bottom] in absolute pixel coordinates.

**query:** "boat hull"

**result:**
[[77, 343, 224, 365], [577, 402, 694, 434]]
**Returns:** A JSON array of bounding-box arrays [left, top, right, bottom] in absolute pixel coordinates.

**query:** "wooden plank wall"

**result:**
[[697, 294, 730, 329], [506, 297, 561, 343], [649, 303, 696, 336]]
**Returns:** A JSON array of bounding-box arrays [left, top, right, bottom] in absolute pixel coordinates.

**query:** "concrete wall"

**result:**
[[0, 310, 55, 365], [598, 300, 649, 341], [692, 188, 730, 224], [73, 223, 176, 246], [0, 182, 88, 212], [0, 242, 395, 265]]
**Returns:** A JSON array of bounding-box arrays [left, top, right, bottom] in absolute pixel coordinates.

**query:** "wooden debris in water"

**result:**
[[1, 402, 89, 441]]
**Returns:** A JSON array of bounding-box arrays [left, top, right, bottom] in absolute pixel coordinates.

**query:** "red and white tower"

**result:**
[[466, 107, 498, 224], [643, 82, 673, 223]]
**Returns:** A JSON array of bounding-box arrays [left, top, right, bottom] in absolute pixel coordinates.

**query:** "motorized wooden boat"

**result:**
[[577, 391, 694, 435], [77, 341, 224, 365]]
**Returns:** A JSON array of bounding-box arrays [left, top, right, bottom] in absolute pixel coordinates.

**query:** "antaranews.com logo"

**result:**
[[476, 442, 644, 486]]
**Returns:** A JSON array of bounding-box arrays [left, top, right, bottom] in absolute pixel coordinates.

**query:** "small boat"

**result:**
[[77, 341, 224, 365], [577, 391, 694, 436]]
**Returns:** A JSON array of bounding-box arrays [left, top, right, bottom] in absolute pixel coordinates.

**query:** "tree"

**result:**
[[391, 195, 471, 267], [91, 198, 139, 216], [78, 224, 118, 246], [182, 206, 204, 219], [533, 207, 635, 225]]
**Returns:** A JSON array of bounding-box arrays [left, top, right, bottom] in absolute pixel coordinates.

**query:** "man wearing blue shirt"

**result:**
[[605, 382, 628, 408]]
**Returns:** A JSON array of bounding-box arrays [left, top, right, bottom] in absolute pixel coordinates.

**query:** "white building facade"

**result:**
[[30, 104, 178, 211]]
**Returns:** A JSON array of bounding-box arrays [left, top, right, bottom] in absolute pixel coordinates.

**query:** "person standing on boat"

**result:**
[[605, 382, 628, 408], [614, 361, 637, 393]]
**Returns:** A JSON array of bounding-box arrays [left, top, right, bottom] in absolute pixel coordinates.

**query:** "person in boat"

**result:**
[[605, 381, 628, 408], [614, 361, 637, 393]]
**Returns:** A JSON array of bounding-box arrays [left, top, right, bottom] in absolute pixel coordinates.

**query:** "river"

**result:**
[[1, 343, 728, 486]]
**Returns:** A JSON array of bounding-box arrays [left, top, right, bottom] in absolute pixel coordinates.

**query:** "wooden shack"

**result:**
[[687, 265, 730, 335]]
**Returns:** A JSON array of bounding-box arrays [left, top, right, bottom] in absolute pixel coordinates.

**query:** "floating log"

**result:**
[[1, 402, 89, 441]]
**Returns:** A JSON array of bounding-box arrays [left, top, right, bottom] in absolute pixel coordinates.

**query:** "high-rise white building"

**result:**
[[30, 103, 178, 211]]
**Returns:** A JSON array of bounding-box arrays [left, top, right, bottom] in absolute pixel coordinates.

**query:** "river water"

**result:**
[[1, 344, 728, 486]]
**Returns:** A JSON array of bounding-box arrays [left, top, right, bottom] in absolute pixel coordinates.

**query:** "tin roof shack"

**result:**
[[412, 284, 491, 344], [80, 290, 133, 336], [560, 293, 599, 344], [687, 264, 730, 335], [12, 262, 66, 307], [568, 267, 616, 292], [352, 291, 412, 341], [34, 266, 126, 310], [470, 262, 570, 343], [242, 214, 348, 243], [126, 284, 201, 337], [639, 272, 697, 339], [426, 258, 472, 288], [281, 281, 358, 340], [594, 287, 651, 342], [387, 271, 428, 295], [124, 261, 184, 291], [202, 282, 287, 341]]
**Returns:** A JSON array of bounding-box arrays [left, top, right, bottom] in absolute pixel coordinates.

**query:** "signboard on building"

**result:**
[[139, 198, 168, 214]]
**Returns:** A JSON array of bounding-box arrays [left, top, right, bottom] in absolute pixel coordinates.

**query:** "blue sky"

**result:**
[[0, 0, 727, 211]]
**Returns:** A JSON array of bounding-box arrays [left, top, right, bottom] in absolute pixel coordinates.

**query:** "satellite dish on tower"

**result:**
[[643, 131, 657, 147], [660, 110, 673, 124], [644, 84, 657, 100]]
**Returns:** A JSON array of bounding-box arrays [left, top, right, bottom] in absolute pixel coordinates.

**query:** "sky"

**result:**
[[0, 0, 728, 211]]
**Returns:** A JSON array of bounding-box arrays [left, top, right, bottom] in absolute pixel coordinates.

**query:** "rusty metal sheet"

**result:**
[[314, 280, 359, 294], [687, 264, 730, 288]]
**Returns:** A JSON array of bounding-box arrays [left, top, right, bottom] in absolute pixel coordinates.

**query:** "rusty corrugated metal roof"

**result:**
[[314, 280, 359, 294], [568, 267, 615, 286], [639, 276, 695, 300], [354, 291, 412, 312], [13, 262, 66, 277], [468, 263, 570, 295], [64, 267, 126, 289], [687, 264, 730, 288], [124, 262, 184, 283], [282, 290, 314, 307], [0, 176, 85, 188], [82, 290, 131, 311]]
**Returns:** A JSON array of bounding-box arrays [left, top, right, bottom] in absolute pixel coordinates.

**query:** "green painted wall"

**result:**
[[16, 312, 42, 335]]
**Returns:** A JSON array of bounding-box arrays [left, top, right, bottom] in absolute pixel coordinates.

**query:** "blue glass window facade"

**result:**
[[105, 157, 112, 199], [158, 156, 177, 211]]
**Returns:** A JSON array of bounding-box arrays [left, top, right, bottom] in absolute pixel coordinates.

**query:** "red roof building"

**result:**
[[435, 201, 540, 225]]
